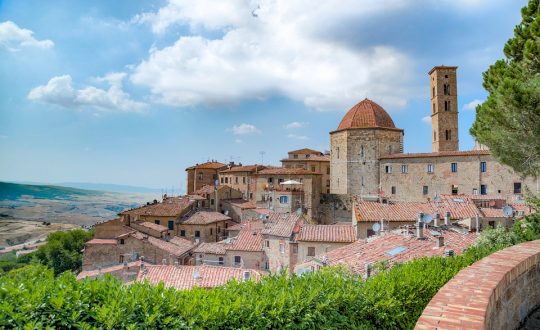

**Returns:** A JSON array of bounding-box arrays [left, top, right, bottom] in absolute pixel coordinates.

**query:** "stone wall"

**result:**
[[225, 250, 266, 270], [415, 240, 540, 329], [94, 219, 126, 239], [318, 194, 353, 224], [263, 236, 295, 273], [296, 241, 351, 265], [379, 153, 539, 202], [177, 221, 229, 243], [430, 67, 459, 152]]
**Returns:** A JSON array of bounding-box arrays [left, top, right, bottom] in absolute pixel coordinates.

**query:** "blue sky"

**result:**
[[0, 0, 528, 192]]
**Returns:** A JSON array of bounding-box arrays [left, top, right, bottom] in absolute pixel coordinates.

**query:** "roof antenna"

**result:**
[[260, 151, 265, 164]]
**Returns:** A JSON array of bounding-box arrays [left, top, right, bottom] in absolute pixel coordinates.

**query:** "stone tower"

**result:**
[[430, 66, 459, 152], [330, 99, 403, 197]]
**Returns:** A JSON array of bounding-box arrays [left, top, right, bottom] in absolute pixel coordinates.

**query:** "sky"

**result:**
[[0, 0, 528, 193]]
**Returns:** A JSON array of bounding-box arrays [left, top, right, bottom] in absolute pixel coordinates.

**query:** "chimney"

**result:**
[[434, 213, 440, 227], [436, 236, 444, 248], [475, 214, 480, 233], [193, 270, 200, 279], [364, 263, 371, 279], [444, 211, 450, 226], [417, 213, 424, 239], [174, 261, 179, 268], [162, 258, 167, 265]]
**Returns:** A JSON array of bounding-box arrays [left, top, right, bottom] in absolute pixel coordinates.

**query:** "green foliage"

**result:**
[[34, 229, 93, 275], [470, 0, 540, 177]]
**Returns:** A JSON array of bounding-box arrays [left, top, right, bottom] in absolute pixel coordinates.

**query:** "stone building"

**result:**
[[280, 148, 331, 194], [220, 199, 258, 223], [261, 213, 304, 273], [189, 185, 244, 211], [295, 224, 356, 265], [177, 211, 232, 243], [185, 161, 229, 195], [218, 164, 266, 200]]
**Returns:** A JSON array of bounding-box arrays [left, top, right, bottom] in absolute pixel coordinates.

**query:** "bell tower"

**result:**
[[429, 66, 459, 152]]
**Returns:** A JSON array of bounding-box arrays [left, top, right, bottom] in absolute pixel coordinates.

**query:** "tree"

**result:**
[[470, 0, 540, 177]]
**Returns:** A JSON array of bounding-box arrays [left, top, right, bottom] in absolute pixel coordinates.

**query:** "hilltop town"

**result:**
[[79, 66, 538, 289]]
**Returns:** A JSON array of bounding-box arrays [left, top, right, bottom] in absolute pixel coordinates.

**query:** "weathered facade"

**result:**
[[185, 161, 228, 195], [281, 148, 331, 194], [218, 165, 266, 200]]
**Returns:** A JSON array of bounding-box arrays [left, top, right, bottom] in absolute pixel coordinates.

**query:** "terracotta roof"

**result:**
[[336, 99, 397, 131], [311, 228, 477, 275], [281, 155, 330, 162], [193, 242, 228, 255], [182, 211, 231, 225], [228, 224, 264, 252], [222, 199, 256, 209], [379, 150, 491, 159], [466, 194, 507, 201], [479, 208, 506, 218], [261, 213, 304, 238], [133, 221, 168, 233], [121, 198, 194, 217], [186, 161, 227, 170], [77, 261, 141, 280], [428, 65, 458, 75], [297, 224, 356, 243], [257, 168, 321, 175], [354, 197, 482, 222], [169, 237, 197, 252], [146, 236, 195, 257], [86, 239, 117, 245], [219, 165, 266, 173], [288, 148, 323, 155], [137, 265, 261, 290]]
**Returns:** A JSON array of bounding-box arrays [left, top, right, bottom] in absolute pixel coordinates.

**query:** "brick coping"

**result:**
[[415, 240, 540, 329]]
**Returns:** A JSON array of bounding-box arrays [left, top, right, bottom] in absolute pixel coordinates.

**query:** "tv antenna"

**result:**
[[372, 223, 381, 232], [259, 151, 266, 164]]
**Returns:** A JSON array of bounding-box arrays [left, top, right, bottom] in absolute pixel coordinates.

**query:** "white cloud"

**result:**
[[421, 116, 431, 125], [229, 123, 261, 135], [0, 21, 54, 51], [28, 73, 147, 112], [463, 99, 482, 111], [131, 0, 413, 111], [287, 134, 309, 140], [284, 121, 307, 129], [235, 138, 243, 144]]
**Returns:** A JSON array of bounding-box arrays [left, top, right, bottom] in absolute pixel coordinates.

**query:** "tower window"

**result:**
[[432, 86, 435, 97], [336, 147, 340, 159], [360, 145, 364, 158], [514, 182, 522, 194], [391, 186, 396, 195], [434, 131, 437, 141], [427, 164, 434, 173], [480, 184, 487, 195], [451, 185, 459, 195], [385, 165, 392, 174], [444, 100, 451, 111], [451, 163, 458, 173], [480, 162, 487, 172], [401, 165, 408, 173], [423, 186, 429, 195], [432, 102, 436, 113], [444, 84, 450, 95], [445, 130, 451, 141]]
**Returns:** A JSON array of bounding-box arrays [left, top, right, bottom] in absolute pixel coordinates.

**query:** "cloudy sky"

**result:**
[[0, 0, 527, 192]]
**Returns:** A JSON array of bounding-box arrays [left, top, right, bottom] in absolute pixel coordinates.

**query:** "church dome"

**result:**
[[337, 99, 396, 130]]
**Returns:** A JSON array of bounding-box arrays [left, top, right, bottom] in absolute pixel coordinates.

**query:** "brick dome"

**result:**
[[337, 99, 396, 130]]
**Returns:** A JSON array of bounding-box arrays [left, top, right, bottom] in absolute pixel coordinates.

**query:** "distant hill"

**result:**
[[57, 182, 163, 194], [0, 182, 104, 201]]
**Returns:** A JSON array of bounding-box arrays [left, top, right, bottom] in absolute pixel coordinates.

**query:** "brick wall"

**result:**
[[415, 240, 540, 329]]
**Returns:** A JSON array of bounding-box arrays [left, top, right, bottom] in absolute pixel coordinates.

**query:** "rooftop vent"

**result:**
[[444, 249, 454, 257], [385, 246, 407, 256]]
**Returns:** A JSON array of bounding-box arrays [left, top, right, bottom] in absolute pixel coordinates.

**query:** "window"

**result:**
[[432, 86, 435, 97], [195, 230, 200, 238], [268, 177, 273, 183], [445, 74, 448, 78], [480, 162, 487, 172], [218, 257, 224, 265], [217, 226, 221, 233], [211, 199, 215, 205], [306, 154, 311, 159], [307, 247, 315, 257], [444, 84, 450, 95], [225, 177, 228, 184], [326, 167, 330, 175], [401, 165, 408, 173], [249, 193, 253, 200], [293, 154, 298, 159], [360, 145, 364, 157], [265, 240, 270, 248], [472, 188, 478, 195], [279, 196, 289, 204], [220, 177, 224, 184], [434, 131, 437, 141], [119, 255, 124, 263], [279, 243, 285, 254], [361, 176, 364, 187], [391, 186, 396, 195], [432, 102, 435, 113], [326, 179, 330, 187], [265, 261, 269, 270], [243, 177, 246, 184], [444, 100, 451, 111], [489, 221, 496, 229], [423, 186, 429, 195], [451, 163, 458, 172], [337, 178, 339, 187], [198, 173, 203, 180], [451, 185, 458, 195], [154, 219, 160, 225], [235, 177, 238, 184], [311, 165, 316, 172], [234, 256, 241, 265], [367, 229, 375, 237], [445, 129, 451, 141], [427, 164, 434, 173], [385, 165, 392, 174], [278, 178, 284, 184], [168, 220, 174, 230], [210, 228, 213, 235], [480, 184, 487, 195], [213, 174, 218, 181], [514, 182, 522, 194], [180, 230, 186, 237], [120, 239, 125, 245], [337, 147, 340, 159], [292, 244, 298, 254]]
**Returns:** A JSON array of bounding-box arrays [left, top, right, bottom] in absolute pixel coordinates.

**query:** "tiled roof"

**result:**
[[77, 261, 141, 280], [219, 165, 266, 173], [121, 198, 194, 217], [354, 197, 482, 222], [479, 208, 506, 218], [182, 211, 231, 225], [193, 185, 216, 195], [193, 242, 228, 255], [222, 199, 256, 209], [288, 148, 323, 155], [86, 239, 117, 245], [186, 161, 227, 170], [336, 99, 397, 131], [297, 224, 356, 243], [146, 236, 195, 257], [228, 224, 264, 252], [466, 194, 507, 201], [261, 213, 304, 238], [379, 150, 491, 159], [227, 219, 264, 232], [314, 227, 477, 275], [258, 168, 321, 175], [169, 237, 197, 252], [281, 155, 330, 162], [133, 221, 168, 232], [137, 265, 261, 290]]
